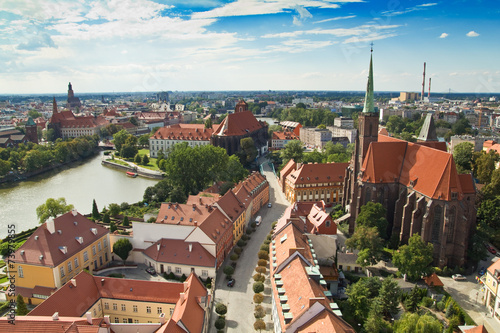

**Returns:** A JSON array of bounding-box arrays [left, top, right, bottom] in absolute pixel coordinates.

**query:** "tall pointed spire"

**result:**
[[362, 46, 375, 113], [52, 97, 58, 113]]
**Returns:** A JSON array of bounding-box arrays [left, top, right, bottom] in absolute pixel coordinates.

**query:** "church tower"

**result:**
[[25, 117, 38, 144], [343, 47, 379, 233], [68, 82, 74, 99]]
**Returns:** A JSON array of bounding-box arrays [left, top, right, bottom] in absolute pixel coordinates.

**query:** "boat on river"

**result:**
[[126, 171, 138, 178]]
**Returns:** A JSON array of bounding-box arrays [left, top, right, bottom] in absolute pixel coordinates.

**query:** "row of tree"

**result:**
[[0, 135, 99, 176], [267, 105, 338, 127]]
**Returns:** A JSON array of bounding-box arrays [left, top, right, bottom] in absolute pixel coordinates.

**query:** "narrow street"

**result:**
[[209, 160, 289, 332]]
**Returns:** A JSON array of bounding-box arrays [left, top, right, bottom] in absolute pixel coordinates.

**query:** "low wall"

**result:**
[[101, 159, 164, 179]]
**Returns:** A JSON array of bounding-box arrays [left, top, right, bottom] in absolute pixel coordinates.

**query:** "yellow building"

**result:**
[[280, 160, 348, 205], [28, 270, 210, 329], [9, 210, 111, 305], [215, 190, 246, 245], [484, 259, 500, 321]]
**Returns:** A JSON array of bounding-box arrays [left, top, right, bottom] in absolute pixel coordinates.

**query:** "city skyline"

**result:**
[[1, 0, 499, 94]]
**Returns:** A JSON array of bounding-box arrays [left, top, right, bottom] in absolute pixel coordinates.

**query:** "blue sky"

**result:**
[[0, 0, 498, 94]]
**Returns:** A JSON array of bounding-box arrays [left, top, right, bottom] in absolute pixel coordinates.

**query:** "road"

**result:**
[[441, 255, 500, 332], [209, 159, 289, 332]]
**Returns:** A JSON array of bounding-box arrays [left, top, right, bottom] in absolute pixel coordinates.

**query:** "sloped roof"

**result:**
[[143, 238, 216, 268], [151, 124, 219, 141], [216, 189, 245, 220], [361, 140, 471, 200], [273, 131, 299, 140], [186, 193, 220, 206], [423, 272, 444, 287], [156, 202, 213, 225], [273, 223, 313, 272], [296, 308, 355, 333], [12, 211, 109, 267], [0, 316, 104, 333], [288, 162, 348, 185], [417, 113, 438, 142], [29, 271, 185, 317], [213, 111, 265, 137]]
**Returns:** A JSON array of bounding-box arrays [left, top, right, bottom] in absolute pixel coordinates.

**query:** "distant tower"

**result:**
[[67, 82, 82, 109], [53, 97, 58, 113], [234, 100, 249, 113], [428, 78, 431, 98], [68, 82, 74, 99], [25, 117, 38, 144]]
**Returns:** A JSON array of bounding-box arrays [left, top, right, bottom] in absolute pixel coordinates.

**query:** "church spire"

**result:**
[[362, 46, 375, 113], [53, 97, 58, 113]]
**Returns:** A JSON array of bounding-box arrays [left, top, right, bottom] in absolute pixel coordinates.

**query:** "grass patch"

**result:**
[[109, 159, 131, 167]]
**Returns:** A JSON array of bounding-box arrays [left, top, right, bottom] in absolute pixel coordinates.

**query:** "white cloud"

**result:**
[[292, 5, 313, 26], [314, 15, 356, 24], [466, 31, 479, 37], [382, 2, 438, 17], [439, 33, 448, 38]]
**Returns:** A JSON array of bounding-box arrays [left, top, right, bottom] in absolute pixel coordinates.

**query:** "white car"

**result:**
[[452, 274, 466, 281]]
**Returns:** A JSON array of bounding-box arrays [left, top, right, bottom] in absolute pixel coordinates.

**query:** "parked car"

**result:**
[[479, 267, 486, 276], [452, 274, 466, 281], [255, 216, 262, 226], [268, 203, 272, 208], [146, 267, 156, 275], [487, 245, 497, 255], [227, 279, 235, 287]]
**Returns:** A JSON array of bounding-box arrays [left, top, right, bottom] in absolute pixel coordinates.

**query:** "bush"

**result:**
[[241, 235, 249, 241], [246, 229, 253, 235], [420, 296, 434, 308], [134, 154, 142, 164], [223, 265, 235, 277], [256, 266, 266, 275], [215, 303, 227, 316], [253, 293, 264, 304], [250, 222, 256, 228], [164, 272, 176, 280], [271, 221, 277, 228], [237, 239, 246, 247], [214, 317, 226, 330], [257, 259, 267, 267], [234, 247, 242, 255], [230, 253, 239, 261], [263, 239, 271, 245], [260, 244, 269, 252], [253, 282, 264, 294], [123, 215, 130, 227], [254, 305, 265, 319], [254, 319, 266, 331], [436, 301, 445, 312], [180, 274, 187, 282], [253, 274, 265, 282], [258, 250, 269, 260]]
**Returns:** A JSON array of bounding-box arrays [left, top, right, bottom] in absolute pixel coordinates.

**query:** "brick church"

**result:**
[[342, 51, 477, 268]]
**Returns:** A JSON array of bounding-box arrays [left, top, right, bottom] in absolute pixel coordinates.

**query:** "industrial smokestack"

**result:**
[[421, 62, 426, 101], [428, 78, 431, 98]]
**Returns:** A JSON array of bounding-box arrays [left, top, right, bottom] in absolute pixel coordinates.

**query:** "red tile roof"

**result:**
[[288, 162, 348, 185], [213, 111, 265, 137], [216, 190, 245, 221], [151, 124, 219, 141], [361, 140, 473, 200], [463, 325, 489, 333], [156, 202, 213, 226], [12, 211, 109, 267], [423, 273, 444, 287], [273, 131, 299, 140], [29, 271, 185, 317], [0, 316, 105, 333], [296, 309, 355, 333], [186, 193, 221, 206], [143, 239, 216, 268]]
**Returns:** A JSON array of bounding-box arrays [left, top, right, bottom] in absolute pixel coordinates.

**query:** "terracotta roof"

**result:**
[[197, 209, 232, 243], [487, 259, 500, 277], [280, 159, 296, 181], [273, 130, 299, 140], [60, 116, 107, 129], [361, 140, 472, 201], [233, 171, 268, 199], [275, 202, 331, 235], [12, 210, 109, 267], [143, 239, 216, 268], [486, 143, 500, 155], [463, 325, 489, 333], [213, 111, 265, 137], [296, 308, 355, 333], [0, 316, 105, 333], [156, 202, 213, 226], [288, 162, 348, 185], [186, 193, 220, 206], [151, 124, 218, 141], [216, 190, 245, 221], [423, 273, 444, 287], [29, 271, 185, 317], [272, 223, 313, 273], [161, 273, 208, 333]]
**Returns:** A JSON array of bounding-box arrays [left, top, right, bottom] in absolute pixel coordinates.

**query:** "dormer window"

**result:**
[[91, 228, 97, 235]]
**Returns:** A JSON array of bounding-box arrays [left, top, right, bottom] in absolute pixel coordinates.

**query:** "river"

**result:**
[[0, 151, 159, 238]]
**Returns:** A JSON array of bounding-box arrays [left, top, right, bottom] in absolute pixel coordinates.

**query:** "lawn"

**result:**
[[111, 150, 160, 171]]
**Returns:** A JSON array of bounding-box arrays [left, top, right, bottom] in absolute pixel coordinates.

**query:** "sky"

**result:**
[[0, 0, 499, 94]]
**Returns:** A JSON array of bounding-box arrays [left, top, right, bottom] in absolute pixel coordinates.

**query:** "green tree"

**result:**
[[254, 319, 266, 332], [280, 140, 303, 163], [239, 137, 258, 165], [223, 265, 234, 277], [474, 150, 498, 184], [215, 303, 227, 316], [356, 202, 388, 239], [254, 305, 265, 319], [123, 215, 130, 227], [214, 317, 226, 330], [112, 129, 130, 152], [142, 154, 149, 165], [253, 282, 264, 294], [102, 213, 110, 224], [346, 277, 381, 322], [92, 199, 100, 220], [0, 159, 11, 176], [394, 312, 442, 333], [121, 144, 138, 159], [36, 197, 74, 223], [453, 142, 474, 173], [16, 294, 28, 315], [108, 203, 121, 216], [113, 238, 133, 263], [375, 276, 401, 316], [138, 134, 151, 147], [345, 226, 384, 267], [223, 155, 248, 183], [110, 221, 117, 233], [134, 154, 142, 164], [205, 117, 213, 129], [393, 234, 434, 281]]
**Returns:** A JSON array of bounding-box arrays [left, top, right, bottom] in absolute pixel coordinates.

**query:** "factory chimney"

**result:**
[[428, 78, 431, 98], [421, 62, 426, 101]]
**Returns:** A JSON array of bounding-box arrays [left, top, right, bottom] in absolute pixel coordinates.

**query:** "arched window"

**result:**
[[365, 187, 372, 204], [431, 205, 442, 243], [447, 206, 456, 243]]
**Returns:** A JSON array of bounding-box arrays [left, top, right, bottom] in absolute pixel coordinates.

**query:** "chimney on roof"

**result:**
[[101, 278, 105, 286], [103, 315, 110, 325], [52, 312, 59, 321], [189, 244, 192, 252], [46, 218, 55, 234], [72, 209, 78, 216], [71, 278, 76, 287], [85, 312, 92, 324], [159, 313, 166, 324], [194, 221, 198, 226]]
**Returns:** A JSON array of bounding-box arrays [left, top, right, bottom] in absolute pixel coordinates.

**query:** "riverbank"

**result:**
[[0, 149, 101, 185], [101, 158, 164, 180]]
